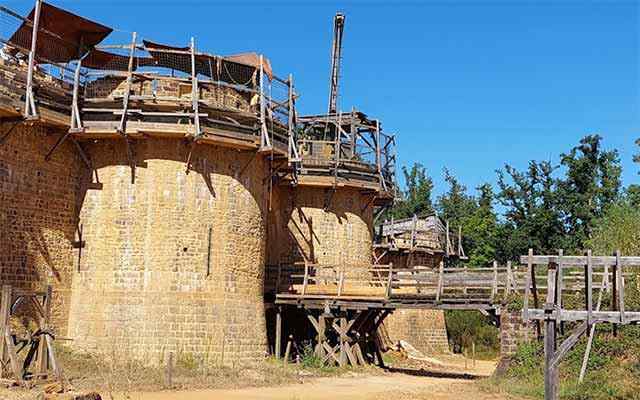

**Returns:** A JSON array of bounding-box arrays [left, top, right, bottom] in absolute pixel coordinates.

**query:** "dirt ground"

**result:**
[[107, 356, 522, 400], [114, 374, 515, 400], [0, 353, 524, 400]]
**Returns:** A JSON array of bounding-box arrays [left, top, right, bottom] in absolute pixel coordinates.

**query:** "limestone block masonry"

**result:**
[[268, 185, 374, 275], [384, 309, 450, 354], [66, 138, 269, 364], [500, 310, 535, 356], [0, 123, 81, 334]]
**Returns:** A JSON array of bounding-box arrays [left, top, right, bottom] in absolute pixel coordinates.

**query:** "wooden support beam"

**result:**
[[0, 285, 11, 372], [550, 322, 588, 369], [616, 250, 625, 324], [523, 249, 532, 321], [436, 260, 444, 303], [37, 286, 52, 376], [544, 265, 558, 400], [579, 263, 609, 383], [275, 307, 282, 359]]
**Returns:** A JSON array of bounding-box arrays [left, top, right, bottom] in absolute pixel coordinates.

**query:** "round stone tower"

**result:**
[[269, 185, 374, 270], [67, 139, 269, 363]]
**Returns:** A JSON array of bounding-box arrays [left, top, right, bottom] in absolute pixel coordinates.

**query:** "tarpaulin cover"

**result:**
[[226, 52, 273, 80], [8, 1, 112, 63], [83, 48, 155, 71], [143, 39, 273, 85]]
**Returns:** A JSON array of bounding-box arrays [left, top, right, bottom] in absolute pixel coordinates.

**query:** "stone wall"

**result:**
[[0, 122, 81, 333], [384, 309, 450, 354], [267, 185, 374, 275], [66, 139, 268, 365], [500, 310, 535, 356]]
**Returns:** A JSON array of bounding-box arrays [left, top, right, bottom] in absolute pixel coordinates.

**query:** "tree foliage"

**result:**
[[587, 200, 640, 255], [556, 135, 621, 249], [387, 163, 434, 220], [495, 161, 566, 259]]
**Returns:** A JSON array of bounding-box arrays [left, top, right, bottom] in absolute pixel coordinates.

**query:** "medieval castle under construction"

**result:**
[[0, 1, 405, 364]]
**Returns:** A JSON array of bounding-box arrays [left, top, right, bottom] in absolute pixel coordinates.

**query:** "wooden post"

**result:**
[[579, 262, 609, 383], [24, 0, 43, 118], [616, 250, 625, 324], [69, 56, 83, 131], [275, 306, 282, 359], [339, 316, 347, 366], [544, 265, 558, 400], [586, 250, 593, 325], [37, 285, 53, 376], [523, 249, 532, 321], [556, 249, 564, 319], [445, 220, 450, 255], [302, 262, 309, 296], [118, 31, 137, 133], [436, 260, 444, 303], [0, 285, 11, 371], [190, 37, 201, 138], [491, 260, 498, 299], [316, 314, 326, 358], [385, 263, 393, 299], [505, 261, 513, 300], [612, 251, 618, 337], [284, 335, 293, 362], [259, 55, 269, 149], [531, 253, 542, 338]]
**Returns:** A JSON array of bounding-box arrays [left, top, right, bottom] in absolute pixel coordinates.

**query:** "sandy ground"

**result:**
[[107, 357, 517, 400], [110, 374, 511, 400]]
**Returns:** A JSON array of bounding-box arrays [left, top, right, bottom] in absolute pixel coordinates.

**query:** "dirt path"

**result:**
[[109, 358, 515, 400]]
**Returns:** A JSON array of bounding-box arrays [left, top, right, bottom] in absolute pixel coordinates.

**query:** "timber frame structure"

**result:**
[[0, 1, 396, 203], [373, 214, 466, 267], [0, 285, 62, 387], [521, 250, 640, 400]]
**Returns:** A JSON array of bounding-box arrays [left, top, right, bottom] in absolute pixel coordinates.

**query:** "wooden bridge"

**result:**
[[272, 250, 640, 400]]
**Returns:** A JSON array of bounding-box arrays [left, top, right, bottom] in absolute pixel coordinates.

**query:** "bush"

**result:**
[[445, 310, 499, 358]]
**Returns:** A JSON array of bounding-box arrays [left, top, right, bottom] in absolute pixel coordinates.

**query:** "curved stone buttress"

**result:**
[[67, 138, 268, 364]]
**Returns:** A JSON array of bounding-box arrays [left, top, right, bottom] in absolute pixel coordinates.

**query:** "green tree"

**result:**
[[634, 138, 639, 168], [587, 200, 640, 255], [495, 161, 566, 259], [437, 171, 498, 266], [389, 163, 434, 219], [463, 184, 498, 266], [436, 169, 477, 226], [557, 135, 622, 249]]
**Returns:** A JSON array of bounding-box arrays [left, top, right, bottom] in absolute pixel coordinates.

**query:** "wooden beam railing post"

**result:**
[[259, 55, 270, 149], [544, 264, 558, 400], [302, 262, 309, 296], [24, 0, 43, 119], [190, 37, 202, 138], [491, 260, 498, 300], [37, 285, 53, 376], [505, 260, 513, 300], [385, 263, 394, 299], [586, 250, 593, 326], [275, 306, 282, 359], [616, 250, 625, 324], [523, 249, 533, 321], [579, 261, 609, 383], [69, 56, 84, 132], [118, 31, 137, 134], [436, 260, 444, 303], [0, 285, 11, 372]]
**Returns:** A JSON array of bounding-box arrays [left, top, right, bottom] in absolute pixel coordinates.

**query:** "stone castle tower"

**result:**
[[0, 2, 396, 364]]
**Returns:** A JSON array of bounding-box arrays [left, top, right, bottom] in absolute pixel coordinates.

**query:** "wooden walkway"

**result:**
[[273, 250, 640, 398]]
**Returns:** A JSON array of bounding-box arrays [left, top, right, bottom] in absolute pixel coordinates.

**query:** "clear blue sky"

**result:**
[[10, 0, 639, 197]]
